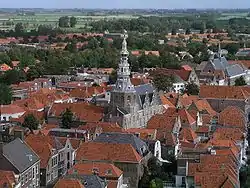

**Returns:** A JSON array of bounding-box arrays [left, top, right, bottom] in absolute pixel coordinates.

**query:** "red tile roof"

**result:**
[[25, 134, 61, 168], [126, 128, 157, 140], [196, 126, 209, 133], [151, 68, 191, 81], [54, 178, 84, 188], [130, 78, 150, 86], [193, 99, 217, 116], [200, 85, 250, 99], [79, 122, 124, 133], [41, 124, 59, 136], [218, 106, 246, 129], [0, 63, 12, 72], [57, 138, 82, 150], [213, 127, 244, 142], [69, 87, 106, 98], [1, 104, 26, 114], [76, 142, 142, 163], [0, 170, 16, 188], [181, 65, 193, 71], [179, 127, 198, 142], [10, 110, 44, 124], [178, 109, 196, 125], [68, 162, 122, 179], [49, 103, 104, 122], [160, 95, 175, 108], [11, 61, 20, 67]]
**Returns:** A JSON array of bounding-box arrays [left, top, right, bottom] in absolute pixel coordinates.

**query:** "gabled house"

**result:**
[[0, 105, 26, 122], [0, 170, 20, 188], [54, 174, 107, 188], [25, 134, 78, 187], [196, 45, 250, 86], [75, 142, 143, 188], [150, 67, 199, 93], [68, 162, 126, 188], [47, 102, 104, 125], [0, 138, 40, 188]]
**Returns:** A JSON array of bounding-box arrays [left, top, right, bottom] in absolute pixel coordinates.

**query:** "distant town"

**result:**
[[0, 8, 250, 188]]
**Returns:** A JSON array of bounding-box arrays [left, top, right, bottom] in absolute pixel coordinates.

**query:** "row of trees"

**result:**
[[59, 16, 77, 28]]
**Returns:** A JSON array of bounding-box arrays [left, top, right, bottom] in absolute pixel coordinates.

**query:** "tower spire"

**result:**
[[218, 42, 222, 58], [114, 29, 135, 92], [121, 29, 129, 56]]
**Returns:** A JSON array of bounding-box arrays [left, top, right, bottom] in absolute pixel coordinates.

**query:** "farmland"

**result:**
[[0, 11, 139, 31]]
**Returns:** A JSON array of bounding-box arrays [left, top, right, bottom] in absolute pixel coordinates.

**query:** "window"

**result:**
[[33, 167, 35, 179], [47, 173, 51, 182], [36, 178, 39, 186], [25, 174, 28, 183], [36, 165, 38, 174], [21, 176, 24, 185], [67, 152, 70, 160]]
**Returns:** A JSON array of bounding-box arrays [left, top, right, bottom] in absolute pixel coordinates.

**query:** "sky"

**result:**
[[1, 0, 250, 9]]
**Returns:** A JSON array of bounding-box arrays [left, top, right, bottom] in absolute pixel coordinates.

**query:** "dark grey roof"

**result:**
[[135, 83, 155, 95], [94, 132, 149, 156], [225, 64, 246, 77], [64, 174, 107, 188], [196, 61, 207, 71], [3, 138, 40, 173], [212, 57, 229, 70]]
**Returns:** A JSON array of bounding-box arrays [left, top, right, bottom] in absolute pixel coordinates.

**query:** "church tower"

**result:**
[[110, 30, 138, 115]]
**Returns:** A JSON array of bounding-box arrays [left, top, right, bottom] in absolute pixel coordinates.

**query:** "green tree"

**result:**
[[149, 178, 163, 188], [2, 69, 27, 85], [109, 70, 117, 84], [70, 17, 77, 28], [61, 108, 73, 129], [26, 68, 41, 81], [153, 74, 175, 92], [15, 23, 24, 34], [183, 82, 200, 95], [235, 76, 247, 86], [22, 114, 39, 131], [59, 16, 70, 27], [0, 53, 11, 66], [0, 83, 12, 105]]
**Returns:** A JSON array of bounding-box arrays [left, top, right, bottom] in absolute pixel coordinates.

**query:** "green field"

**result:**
[[0, 12, 139, 31], [217, 12, 250, 20]]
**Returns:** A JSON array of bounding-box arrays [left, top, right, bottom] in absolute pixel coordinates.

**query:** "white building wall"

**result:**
[[1, 112, 26, 121]]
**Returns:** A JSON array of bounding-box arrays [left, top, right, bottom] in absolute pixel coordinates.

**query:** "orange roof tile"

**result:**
[[1, 104, 26, 114], [160, 95, 175, 107], [40, 124, 59, 136], [200, 85, 250, 100], [79, 122, 124, 133], [10, 110, 44, 124], [49, 103, 104, 122], [218, 106, 246, 129], [178, 109, 196, 125], [68, 162, 122, 178], [11, 61, 20, 67], [179, 127, 197, 142], [25, 134, 62, 168], [196, 126, 209, 133], [0, 170, 16, 188], [194, 99, 217, 116], [54, 178, 84, 188], [126, 128, 156, 140], [213, 127, 244, 142], [57, 138, 81, 150], [69, 87, 106, 99], [76, 142, 142, 163], [0, 63, 12, 72]]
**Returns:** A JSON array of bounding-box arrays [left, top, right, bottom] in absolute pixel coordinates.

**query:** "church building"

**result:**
[[107, 30, 163, 129]]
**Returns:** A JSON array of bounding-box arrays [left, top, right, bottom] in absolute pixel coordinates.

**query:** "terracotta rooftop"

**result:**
[[25, 134, 64, 168], [48, 102, 104, 122], [213, 127, 244, 142], [0, 170, 16, 188], [160, 94, 175, 108], [40, 124, 59, 136], [68, 162, 122, 179], [193, 99, 217, 116], [178, 109, 196, 125], [69, 87, 106, 99], [200, 85, 250, 99], [54, 178, 84, 188], [0, 63, 12, 72], [179, 127, 198, 142], [10, 110, 44, 124], [76, 142, 142, 163], [150, 68, 192, 81], [1, 104, 26, 114], [218, 106, 246, 129], [79, 122, 124, 133], [126, 128, 156, 140]]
